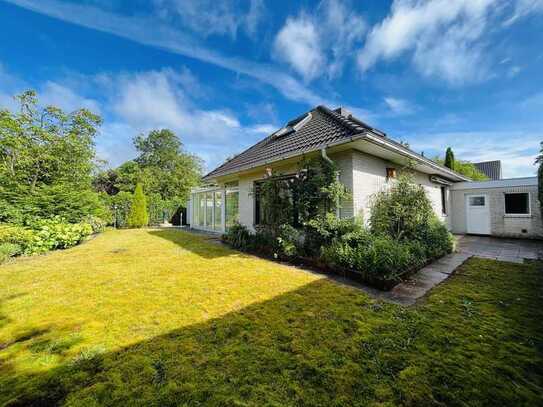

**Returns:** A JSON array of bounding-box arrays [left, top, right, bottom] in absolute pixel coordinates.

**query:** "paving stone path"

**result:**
[[377, 235, 543, 305]]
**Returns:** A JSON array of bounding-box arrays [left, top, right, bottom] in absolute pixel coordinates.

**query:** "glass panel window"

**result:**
[[205, 192, 213, 227], [504, 193, 529, 214], [225, 190, 239, 230], [214, 191, 222, 230], [198, 193, 205, 226], [192, 194, 199, 225], [469, 196, 485, 206]]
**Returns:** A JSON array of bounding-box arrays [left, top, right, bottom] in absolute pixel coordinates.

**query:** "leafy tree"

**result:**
[[0, 90, 108, 223], [127, 183, 148, 228], [133, 129, 202, 203], [435, 155, 487, 180], [444, 147, 455, 169]]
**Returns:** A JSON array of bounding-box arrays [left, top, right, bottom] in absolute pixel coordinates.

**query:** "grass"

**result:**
[[0, 228, 542, 406]]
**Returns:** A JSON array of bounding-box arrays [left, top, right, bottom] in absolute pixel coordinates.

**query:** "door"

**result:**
[[466, 194, 491, 235]]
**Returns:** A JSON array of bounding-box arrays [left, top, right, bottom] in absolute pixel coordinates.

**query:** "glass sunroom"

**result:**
[[189, 184, 239, 233]]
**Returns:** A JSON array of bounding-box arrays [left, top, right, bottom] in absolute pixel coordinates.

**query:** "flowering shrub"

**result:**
[[0, 216, 98, 260]]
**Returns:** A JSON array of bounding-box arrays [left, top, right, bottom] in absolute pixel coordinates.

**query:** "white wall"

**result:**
[[209, 149, 447, 231], [450, 181, 542, 238], [350, 150, 449, 226]]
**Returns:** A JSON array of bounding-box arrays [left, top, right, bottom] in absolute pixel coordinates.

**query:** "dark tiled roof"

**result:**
[[204, 106, 378, 180], [474, 160, 502, 180]]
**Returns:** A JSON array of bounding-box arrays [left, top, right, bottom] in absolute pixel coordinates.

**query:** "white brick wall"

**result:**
[[450, 185, 542, 238]]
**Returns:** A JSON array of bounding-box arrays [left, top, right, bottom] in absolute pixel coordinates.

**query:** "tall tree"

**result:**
[[444, 147, 455, 170], [133, 129, 202, 203], [127, 183, 148, 228], [0, 90, 107, 222]]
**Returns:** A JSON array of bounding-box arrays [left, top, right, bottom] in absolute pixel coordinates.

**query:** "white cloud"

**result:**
[[383, 96, 415, 115], [406, 131, 541, 178], [273, 0, 366, 81], [40, 81, 101, 114], [152, 0, 265, 39], [5, 0, 327, 107], [358, 0, 496, 85], [503, 0, 543, 26], [273, 14, 324, 81]]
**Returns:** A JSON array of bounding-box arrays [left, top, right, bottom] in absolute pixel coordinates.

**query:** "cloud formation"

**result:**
[[152, 0, 265, 39]]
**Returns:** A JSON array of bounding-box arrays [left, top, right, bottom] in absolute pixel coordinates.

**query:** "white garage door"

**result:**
[[465, 194, 491, 235]]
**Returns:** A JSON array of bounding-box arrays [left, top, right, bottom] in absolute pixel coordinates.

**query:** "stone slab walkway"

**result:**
[[376, 235, 543, 305]]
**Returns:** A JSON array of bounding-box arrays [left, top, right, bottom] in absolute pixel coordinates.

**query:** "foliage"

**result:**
[[81, 215, 107, 234], [256, 156, 349, 236], [0, 183, 110, 224], [0, 230, 541, 406], [24, 217, 93, 252], [127, 183, 149, 228], [133, 129, 202, 203], [322, 234, 421, 284], [0, 242, 22, 262], [222, 223, 253, 250], [0, 217, 94, 256], [104, 191, 133, 228], [453, 161, 488, 180], [435, 155, 488, 180], [276, 224, 301, 258], [370, 173, 435, 240], [304, 212, 364, 256], [92, 129, 202, 226], [444, 147, 455, 169], [0, 90, 107, 225]]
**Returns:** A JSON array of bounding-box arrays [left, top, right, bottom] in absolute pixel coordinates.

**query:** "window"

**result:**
[[469, 196, 485, 206], [254, 176, 296, 226], [504, 193, 529, 215], [213, 191, 222, 230], [225, 190, 239, 230], [197, 193, 205, 226], [440, 186, 447, 215]]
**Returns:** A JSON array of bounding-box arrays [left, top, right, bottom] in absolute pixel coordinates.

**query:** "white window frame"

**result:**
[[503, 192, 531, 217]]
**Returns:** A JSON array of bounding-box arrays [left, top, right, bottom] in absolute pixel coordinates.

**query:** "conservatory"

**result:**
[[188, 184, 239, 233]]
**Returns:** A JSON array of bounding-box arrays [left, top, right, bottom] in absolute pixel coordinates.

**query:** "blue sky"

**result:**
[[1, 0, 542, 177]]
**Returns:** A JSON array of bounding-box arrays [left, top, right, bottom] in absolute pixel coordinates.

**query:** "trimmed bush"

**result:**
[[0, 217, 95, 256], [127, 183, 149, 228], [0, 243, 22, 262]]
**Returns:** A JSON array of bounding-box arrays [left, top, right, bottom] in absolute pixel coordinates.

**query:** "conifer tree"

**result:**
[[444, 147, 455, 170], [127, 183, 149, 228]]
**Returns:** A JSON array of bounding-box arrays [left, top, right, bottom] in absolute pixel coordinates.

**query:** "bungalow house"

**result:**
[[189, 106, 542, 239]]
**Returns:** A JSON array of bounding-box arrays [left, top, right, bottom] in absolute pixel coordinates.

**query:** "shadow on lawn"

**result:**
[[1, 261, 542, 406], [148, 229, 236, 259]]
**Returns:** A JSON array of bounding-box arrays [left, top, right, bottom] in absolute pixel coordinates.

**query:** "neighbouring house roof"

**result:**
[[203, 105, 469, 182], [474, 160, 502, 180]]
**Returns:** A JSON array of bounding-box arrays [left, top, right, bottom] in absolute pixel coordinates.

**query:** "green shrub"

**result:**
[[127, 183, 149, 228], [322, 234, 418, 284], [304, 213, 364, 256], [0, 225, 34, 250], [0, 242, 22, 262], [369, 173, 434, 240], [82, 215, 107, 233], [276, 224, 301, 258], [222, 223, 253, 250], [419, 219, 454, 258], [26, 217, 93, 252]]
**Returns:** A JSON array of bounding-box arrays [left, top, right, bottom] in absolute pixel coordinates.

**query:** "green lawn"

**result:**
[[0, 229, 542, 406]]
